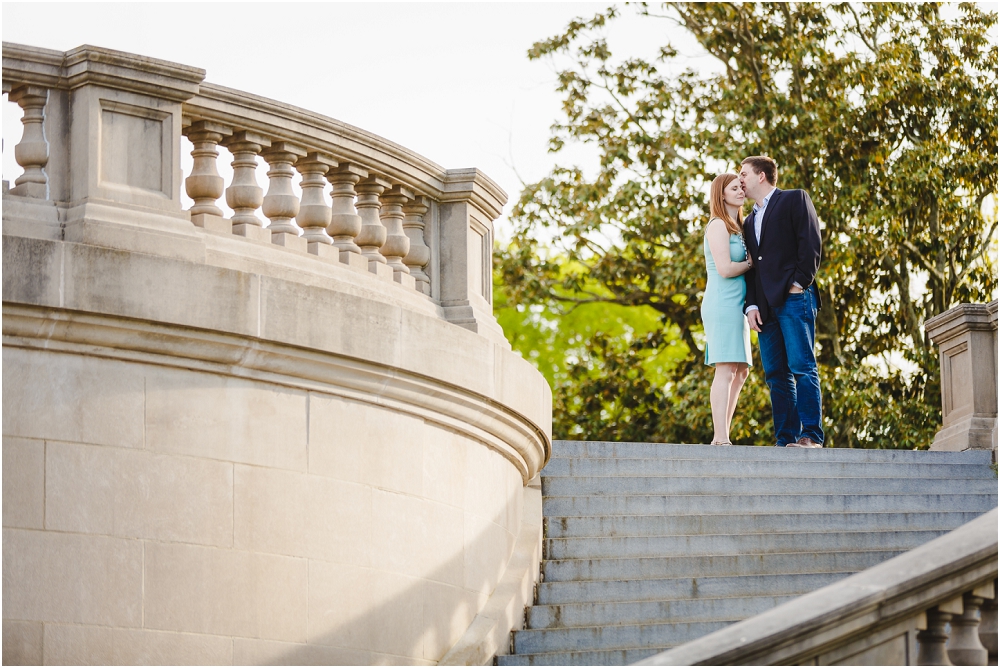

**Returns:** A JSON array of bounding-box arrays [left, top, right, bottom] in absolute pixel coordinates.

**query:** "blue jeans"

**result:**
[[758, 285, 825, 446]]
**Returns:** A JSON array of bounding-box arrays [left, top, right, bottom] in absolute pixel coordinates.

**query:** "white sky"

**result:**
[[1, 2, 715, 238]]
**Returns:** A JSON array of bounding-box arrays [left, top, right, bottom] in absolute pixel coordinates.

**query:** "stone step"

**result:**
[[549, 441, 994, 464], [536, 571, 852, 605], [497, 647, 666, 666], [544, 529, 946, 560], [525, 594, 797, 629], [541, 475, 996, 497], [541, 457, 992, 479], [542, 492, 998, 517], [511, 619, 733, 654], [543, 511, 985, 538], [541, 548, 906, 582], [499, 441, 1000, 665]]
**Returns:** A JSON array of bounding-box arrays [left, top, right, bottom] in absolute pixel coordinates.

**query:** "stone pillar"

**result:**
[[325, 163, 369, 272], [294, 152, 336, 256], [918, 602, 961, 665], [183, 120, 231, 230], [379, 184, 414, 285], [8, 85, 49, 199], [980, 584, 998, 665], [438, 168, 510, 348], [47, 45, 207, 260], [924, 300, 998, 453], [402, 195, 432, 295], [355, 175, 393, 280], [261, 141, 307, 252], [221, 131, 270, 242], [947, 591, 989, 666]]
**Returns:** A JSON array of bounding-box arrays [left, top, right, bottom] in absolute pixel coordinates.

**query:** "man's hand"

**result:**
[[747, 309, 763, 332]]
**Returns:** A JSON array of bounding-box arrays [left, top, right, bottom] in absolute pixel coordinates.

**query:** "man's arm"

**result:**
[[793, 190, 822, 288], [743, 217, 760, 314]]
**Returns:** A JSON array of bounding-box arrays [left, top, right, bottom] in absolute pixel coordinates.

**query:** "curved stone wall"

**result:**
[[1, 229, 548, 666], [2, 42, 551, 666]]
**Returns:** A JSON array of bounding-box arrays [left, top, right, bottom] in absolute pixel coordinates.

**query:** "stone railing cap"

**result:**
[[924, 300, 999, 344], [3, 42, 65, 91], [442, 168, 508, 220], [638, 507, 999, 666], [187, 82, 507, 214], [3, 41, 205, 102]]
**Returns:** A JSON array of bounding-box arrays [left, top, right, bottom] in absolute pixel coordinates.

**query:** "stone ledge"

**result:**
[[925, 300, 999, 344], [2, 304, 549, 482], [1, 232, 551, 446]]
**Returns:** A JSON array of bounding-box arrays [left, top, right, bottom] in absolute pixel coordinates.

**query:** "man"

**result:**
[[739, 156, 825, 448]]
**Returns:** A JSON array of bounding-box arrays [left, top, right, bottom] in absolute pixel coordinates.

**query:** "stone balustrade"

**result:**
[[925, 300, 999, 454], [3, 42, 551, 666], [638, 509, 999, 666], [2, 41, 506, 345]]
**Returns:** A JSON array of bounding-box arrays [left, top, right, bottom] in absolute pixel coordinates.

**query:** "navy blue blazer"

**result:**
[[742, 188, 822, 323]]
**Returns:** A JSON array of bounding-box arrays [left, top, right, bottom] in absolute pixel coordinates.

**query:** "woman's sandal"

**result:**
[[710, 440, 733, 446]]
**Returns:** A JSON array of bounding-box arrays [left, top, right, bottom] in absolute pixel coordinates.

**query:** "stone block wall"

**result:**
[[4, 348, 525, 663]]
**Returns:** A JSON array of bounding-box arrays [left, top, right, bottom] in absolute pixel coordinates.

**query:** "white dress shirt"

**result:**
[[752, 186, 776, 244]]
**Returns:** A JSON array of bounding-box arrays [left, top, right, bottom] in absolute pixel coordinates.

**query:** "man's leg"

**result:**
[[775, 286, 825, 444], [758, 315, 800, 446]]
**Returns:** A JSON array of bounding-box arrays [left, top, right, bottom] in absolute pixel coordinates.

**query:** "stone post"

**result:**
[[261, 141, 307, 251], [52, 45, 207, 260], [924, 300, 998, 453], [438, 168, 510, 348], [8, 84, 49, 199], [294, 151, 336, 257], [402, 195, 432, 295], [325, 163, 369, 272], [183, 120, 231, 231], [355, 175, 393, 280], [948, 592, 990, 666], [222, 131, 271, 242], [379, 184, 415, 286], [918, 601, 961, 665]]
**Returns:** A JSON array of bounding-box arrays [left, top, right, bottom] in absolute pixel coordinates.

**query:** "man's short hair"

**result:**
[[741, 156, 778, 186]]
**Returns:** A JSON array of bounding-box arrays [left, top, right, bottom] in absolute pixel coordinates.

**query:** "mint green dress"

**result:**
[[701, 224, 753, 367]]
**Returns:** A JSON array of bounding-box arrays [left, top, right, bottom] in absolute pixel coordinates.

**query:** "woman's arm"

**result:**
[[707, 219, 752, 278]]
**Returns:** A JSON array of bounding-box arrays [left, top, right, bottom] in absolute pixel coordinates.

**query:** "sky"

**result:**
[[1, 2, 716, 238]]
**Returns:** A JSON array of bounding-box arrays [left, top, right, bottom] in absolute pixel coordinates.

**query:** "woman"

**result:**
[[701, 173, 753, 445]]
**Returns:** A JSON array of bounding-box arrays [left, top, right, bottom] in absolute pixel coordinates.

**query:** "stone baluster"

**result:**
[[402, 196, 432, 295], [261, 142, 307, 251], [222, 131, 271, 242], [918, 602, 961, 665], [8, 85, 49, 199], [379, 185, 414, 283], [981, 589, 998, 663], [948, 593, 989, 666], [183, 120, 231, 227], [326, 163, 369, 271], [294, 152, 337, 257], [354, 175, 393, 278]]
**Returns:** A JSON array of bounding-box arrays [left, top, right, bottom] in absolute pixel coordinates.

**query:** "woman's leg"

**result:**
[[725, 363, 750, 436], [711, 363, 738, 443]]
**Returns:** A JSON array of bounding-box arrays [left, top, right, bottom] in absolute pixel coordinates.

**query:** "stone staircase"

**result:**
[[497, 441, 999, 666]]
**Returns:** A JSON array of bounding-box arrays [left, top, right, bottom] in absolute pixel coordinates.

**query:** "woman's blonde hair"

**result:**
[[709, 173, 744, 235]]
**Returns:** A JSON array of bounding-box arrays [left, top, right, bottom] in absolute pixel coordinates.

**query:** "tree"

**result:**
[[496, 2, 997, 447]]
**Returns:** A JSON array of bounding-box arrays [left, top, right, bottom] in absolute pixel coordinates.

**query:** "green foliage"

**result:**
[[495, 2, 998, 447]]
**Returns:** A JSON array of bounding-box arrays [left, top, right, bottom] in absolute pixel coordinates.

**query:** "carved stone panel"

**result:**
[[99, 100, 171, 196], [468, 215, 491, 304]]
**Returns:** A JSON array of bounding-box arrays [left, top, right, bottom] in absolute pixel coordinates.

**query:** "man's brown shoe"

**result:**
[[788, 437, 823, 448]]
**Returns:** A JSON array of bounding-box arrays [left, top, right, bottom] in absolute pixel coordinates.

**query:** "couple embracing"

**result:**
[[701, 156, 824, 448]]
